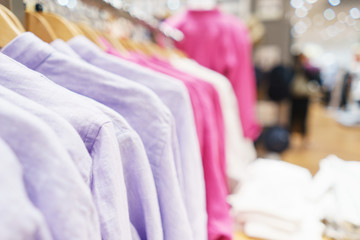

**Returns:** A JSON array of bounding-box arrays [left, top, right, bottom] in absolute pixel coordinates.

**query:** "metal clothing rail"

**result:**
[[0, 0, 183, 42], [80, 0, 184, 42]]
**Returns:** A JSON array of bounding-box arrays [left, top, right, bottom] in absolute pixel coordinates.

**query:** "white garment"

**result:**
[[171, 58, 256, 189], [229, 159, 323, 240], [187, 0, 216, 9], [236, 212, 299, 233], [244, 221, 293, 240], [310, 155, 360, 226], [244, 204, 323, 240], [229, 159, 312, 218]]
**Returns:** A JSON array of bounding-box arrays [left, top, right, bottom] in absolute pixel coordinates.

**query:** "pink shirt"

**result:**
[[99, 37, 233, 240], [166, 8, 261, 140], [139, 58, 233, 240]]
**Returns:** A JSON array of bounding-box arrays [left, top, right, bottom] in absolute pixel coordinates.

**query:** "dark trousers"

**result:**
[[290, 98, 309, 136]]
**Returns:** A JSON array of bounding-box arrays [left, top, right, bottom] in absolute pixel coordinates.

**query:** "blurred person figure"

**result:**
[[289, 53, 315, 140], [268, 65, 293, 103]]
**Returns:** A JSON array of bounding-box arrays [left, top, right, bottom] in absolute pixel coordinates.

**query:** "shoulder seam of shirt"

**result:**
[[85, 120, 112, 185], [85, 119, 113, 153], [32, 53, 54, 72], [151, 112, 173, 167]]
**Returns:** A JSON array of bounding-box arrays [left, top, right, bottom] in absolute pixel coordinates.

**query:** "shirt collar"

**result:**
[[50, 39, 81, 58], [67, 36, 101, 61], [1, 32, 55, 70]]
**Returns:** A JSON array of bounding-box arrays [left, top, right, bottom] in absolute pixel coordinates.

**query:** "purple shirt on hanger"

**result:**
[[52, 39, 82, 58], [0, 98, 100, 240], [2, 33, 192, 240], [0, 138, 52, 240], [60, 36, 207, 240], [0, 85, 92, 185], [0, 53, 147, 240]]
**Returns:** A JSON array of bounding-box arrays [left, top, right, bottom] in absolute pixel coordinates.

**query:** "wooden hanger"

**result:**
[[70, 23, 84, 35], [76, 23, 105, 50], [0, 4, 25, 32], [98, 31, 128, 54], [40, 12, 81, 41], [148, 43, 187, 60], [0, 5, 22, 48], [25, 11, 57, 43], [169, 48, 187, 58], [146, 42, 172, 59], [136, 42, 154, 56], [135, 41, 169, 59], [118, 38, 138, 52]]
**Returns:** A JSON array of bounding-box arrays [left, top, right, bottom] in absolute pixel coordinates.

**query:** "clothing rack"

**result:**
[[81, 0, 184, 41], [0, 0, 183, 42], [122, 7, 184, 42]]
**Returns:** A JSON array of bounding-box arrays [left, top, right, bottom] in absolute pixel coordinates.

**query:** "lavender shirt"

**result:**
[[0, 98, 100, 240], [0, 85, 92, 185], [86, 98, 162, 240], [0, 138, 52, 240], [2, 33, 193, 240], [63, 36, 207, 240], [0, 53, 133, 240]]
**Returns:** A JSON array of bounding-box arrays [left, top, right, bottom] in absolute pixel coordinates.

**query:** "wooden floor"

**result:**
[[234, 102, 360, 240], [282, 103, 360, 175]]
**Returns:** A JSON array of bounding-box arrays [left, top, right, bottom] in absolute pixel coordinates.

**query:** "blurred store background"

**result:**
[[112, 0, 360, 169], [1, 0, 360, 239]]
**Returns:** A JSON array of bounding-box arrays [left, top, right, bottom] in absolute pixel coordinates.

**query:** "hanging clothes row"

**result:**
[[164, 8, 262, 141], [0, 3, 259, 240]]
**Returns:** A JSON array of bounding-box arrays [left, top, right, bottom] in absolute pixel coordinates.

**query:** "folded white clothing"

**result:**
[[244, 221, 294, 240], [244, 204, 323, 240], [235, 212, 300, 233], [229, 159, 326, 240], [311, 155, 360, 226], [229, 159, 312, 222]]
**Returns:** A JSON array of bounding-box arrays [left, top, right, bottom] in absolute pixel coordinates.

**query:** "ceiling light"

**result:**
[[328, 0, 340, 7], [350, 8, 360, 19], [295, 6, 308, 18], [291, 0, 304, 9], [294, 21, 308, 34], [57, 0, 69, 6], [67, 0, 77, 8], [324, 8, 336, 21], [167, 0, 180, 10]]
